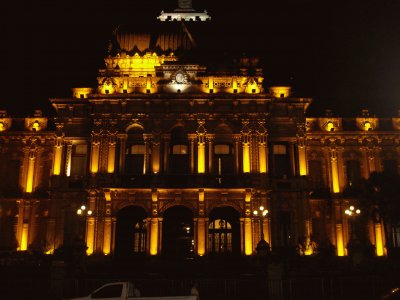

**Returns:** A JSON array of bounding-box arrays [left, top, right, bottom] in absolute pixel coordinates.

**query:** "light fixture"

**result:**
[[364, 121, 372, 131]]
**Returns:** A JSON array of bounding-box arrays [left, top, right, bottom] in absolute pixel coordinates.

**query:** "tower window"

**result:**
[[123, 89, 127, 93]]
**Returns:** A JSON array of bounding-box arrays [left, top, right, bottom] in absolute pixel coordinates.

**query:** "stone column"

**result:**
[[258, 132, 268, 174], [233, 134, 241, 174], [150, 189, 159, 255], [329, 148, 341, 194], [52, 138, 64, 176], [118, 134, 127, 174], [143, 134, 152, 174], [85, 191, 97, 255], [90, 133, 100, 174], [188, 134, 196, 174], [289, 142, 296, 177], [152, 135, 161, 174], [162, 134, 170, 173], [207, 134, 215, 173], [25, 149, 36, 193], [107, 134, 117, 174], [196, 120, 207, 174], [65, 142, 72, 177], [197, 189, 206, 256], [244, 189, 253, 255]]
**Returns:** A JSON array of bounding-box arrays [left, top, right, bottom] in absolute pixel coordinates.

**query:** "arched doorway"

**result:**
[[115, 206, 147, 257], [208, 206, 240, 255], [162, 205, 193, 256]]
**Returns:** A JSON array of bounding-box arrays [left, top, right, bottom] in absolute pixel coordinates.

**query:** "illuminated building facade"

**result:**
[[0, 1, 399, 258]]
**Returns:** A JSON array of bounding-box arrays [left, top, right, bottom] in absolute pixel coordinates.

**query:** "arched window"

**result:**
[[125, 126, 146, 176], [208, 219, 232, 254], [115, 206, 147, 256], [134, 221, 147, 253]]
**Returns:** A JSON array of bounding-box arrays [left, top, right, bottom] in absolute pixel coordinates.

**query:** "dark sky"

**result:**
[[3, 0, 400, 117]]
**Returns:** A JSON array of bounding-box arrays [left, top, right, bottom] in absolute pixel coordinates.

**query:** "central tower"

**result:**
[[158, 0, 211, 21]]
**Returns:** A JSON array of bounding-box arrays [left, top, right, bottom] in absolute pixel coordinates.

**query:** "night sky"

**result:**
[[3, 0, 400, 117]]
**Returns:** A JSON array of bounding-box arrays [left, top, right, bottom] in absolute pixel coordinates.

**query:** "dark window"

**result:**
[[92, 284, 123, 298], [125, 145, 145, 175], [308, 160, 324, 188], [280, 212, 292, 247], [169, 127, 188, 174], [214, 144, 234, 175], [273, 144, 290, 179], [4, 159, 20, 192], [383, 159, 398, 175], [346, 160, 361, 187], [391, 224, 400, 248], [71, 145, 87, 177]]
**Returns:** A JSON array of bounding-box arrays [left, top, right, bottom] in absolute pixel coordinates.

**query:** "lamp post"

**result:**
[[253, 206, 270, 256], [76, 205, 92, 240], [345, 205, 361, 240]]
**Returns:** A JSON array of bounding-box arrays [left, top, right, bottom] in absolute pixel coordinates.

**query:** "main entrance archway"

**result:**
[[115, 206, 147, 257], [162, 205, 193, 257], [208, 206, 241, 255]]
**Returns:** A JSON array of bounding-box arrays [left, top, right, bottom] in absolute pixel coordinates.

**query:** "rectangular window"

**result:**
[[346, 160, 361, 187], [71, 144, 87, 177]]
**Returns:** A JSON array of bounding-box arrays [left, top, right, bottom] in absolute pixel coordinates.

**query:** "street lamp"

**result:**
[[345, 205, 361, 246], [76, 205, 92, 240], [345, 205, 361, 217], [253, 206, 268, 241], [253, 206, 270, 256]]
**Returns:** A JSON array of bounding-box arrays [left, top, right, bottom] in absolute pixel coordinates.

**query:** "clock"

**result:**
[[175, 72, 185, 83]]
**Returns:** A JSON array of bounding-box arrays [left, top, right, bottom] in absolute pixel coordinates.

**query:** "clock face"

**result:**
[[175, 73, 184, 83]]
